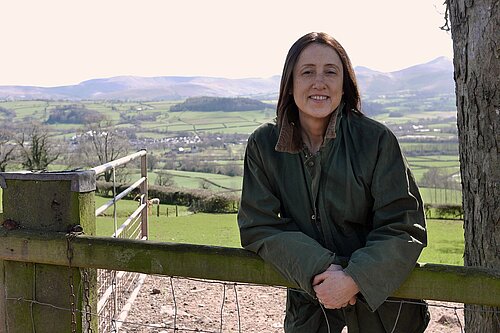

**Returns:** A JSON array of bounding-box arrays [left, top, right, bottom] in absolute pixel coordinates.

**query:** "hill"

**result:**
[[355, 57, 454, 97], [0, 57, 454, 101]]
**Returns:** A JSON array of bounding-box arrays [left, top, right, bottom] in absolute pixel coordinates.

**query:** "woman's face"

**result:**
[[292, 43, 344, 124]]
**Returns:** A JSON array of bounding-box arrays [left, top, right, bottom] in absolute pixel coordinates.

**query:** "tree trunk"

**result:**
[[448, 0, 500, 332]]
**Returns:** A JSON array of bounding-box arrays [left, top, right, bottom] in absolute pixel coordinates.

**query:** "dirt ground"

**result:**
[[118, 275, 464, 333]]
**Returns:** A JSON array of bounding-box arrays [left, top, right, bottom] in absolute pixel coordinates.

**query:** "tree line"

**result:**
[[170, 96, 274, 112], [0, 119, 128, 182], [45, 104, 104, 124]]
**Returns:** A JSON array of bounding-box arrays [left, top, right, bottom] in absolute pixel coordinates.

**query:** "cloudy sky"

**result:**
[[0, 0, 453, 87]]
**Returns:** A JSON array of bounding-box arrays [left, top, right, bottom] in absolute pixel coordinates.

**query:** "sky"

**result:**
[[0, 0, 453, 87]]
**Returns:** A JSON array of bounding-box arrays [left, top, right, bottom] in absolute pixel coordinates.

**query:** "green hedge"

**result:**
[[96, 181, 239, 214], [424, 203, 463, 220]]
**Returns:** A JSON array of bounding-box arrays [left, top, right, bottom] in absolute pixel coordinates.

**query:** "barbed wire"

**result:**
[[6, 275, 500, 333], [173, 276, 500, 315]]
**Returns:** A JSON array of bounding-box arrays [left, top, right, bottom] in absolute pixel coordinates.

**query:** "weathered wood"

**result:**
[[1, 229, 499, 307], [2, 261, 35, 333], [0, 172, 97, 333], [0, 260, 5, 333]]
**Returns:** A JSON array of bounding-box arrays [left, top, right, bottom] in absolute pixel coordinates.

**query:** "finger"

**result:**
[[313, 283, 325, 297], [348, 296, 357, 305], [313, 285, 320, 295], [312, 274, 326, 286]]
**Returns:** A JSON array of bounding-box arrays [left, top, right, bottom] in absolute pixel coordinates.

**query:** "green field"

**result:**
[[95, 203, 464, 265], [419, 219, 464, 265], [0, 99, 466, 266], [0, 187, 465, 266], [0, 100, 274, 137], [97, 213, 240, 247]]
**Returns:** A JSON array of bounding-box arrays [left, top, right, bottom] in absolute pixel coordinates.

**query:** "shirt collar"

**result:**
[[275, 101, 344, 154]]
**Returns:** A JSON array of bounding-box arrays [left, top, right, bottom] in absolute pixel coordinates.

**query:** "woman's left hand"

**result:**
[[312, 267, 359, 309]]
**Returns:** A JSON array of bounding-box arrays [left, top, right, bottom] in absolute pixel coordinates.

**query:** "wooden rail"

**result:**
[[1, 229, 499, 307]]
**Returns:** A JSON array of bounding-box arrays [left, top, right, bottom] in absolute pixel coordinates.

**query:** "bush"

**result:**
[[190, 193, 239, 214], [95, 181, 240, 213], [148, 185, 239, 213], [424, 203, 463, 219], [95, 181, 131, 198]]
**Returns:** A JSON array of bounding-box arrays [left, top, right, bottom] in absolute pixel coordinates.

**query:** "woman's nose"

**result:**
[[312, 74, 326, 89]]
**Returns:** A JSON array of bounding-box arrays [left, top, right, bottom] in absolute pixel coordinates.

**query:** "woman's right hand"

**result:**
[[313, 264, 358, 309]]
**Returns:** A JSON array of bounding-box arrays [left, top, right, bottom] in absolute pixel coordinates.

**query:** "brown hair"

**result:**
[[276, 32, 362, 125]]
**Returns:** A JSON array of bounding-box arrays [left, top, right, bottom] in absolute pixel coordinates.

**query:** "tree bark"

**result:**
[[448, 0, 500, 331]]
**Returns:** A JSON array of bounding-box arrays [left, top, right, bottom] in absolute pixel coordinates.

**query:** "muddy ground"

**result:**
[[118, 275, 464, 333]]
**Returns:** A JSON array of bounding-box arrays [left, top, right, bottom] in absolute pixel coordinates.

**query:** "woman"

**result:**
[[238, 32, 430, 332]]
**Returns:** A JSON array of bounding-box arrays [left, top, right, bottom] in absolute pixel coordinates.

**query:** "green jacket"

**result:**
[[238, 108, 429, 332]]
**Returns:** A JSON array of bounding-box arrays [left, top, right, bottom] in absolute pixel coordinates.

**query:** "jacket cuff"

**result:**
[[343, 264, 387, 311], [300, 253, 336, 297]]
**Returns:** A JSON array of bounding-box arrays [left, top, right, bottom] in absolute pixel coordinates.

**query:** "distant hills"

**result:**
[[0, 57, 454, 101], [355, 57, 454, 97]]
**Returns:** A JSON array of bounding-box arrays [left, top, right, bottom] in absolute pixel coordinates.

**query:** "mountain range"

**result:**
[[0, 57, 454, 101]]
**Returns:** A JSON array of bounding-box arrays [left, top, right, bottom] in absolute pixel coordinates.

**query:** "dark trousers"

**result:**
[[285, 290, 430, 333]]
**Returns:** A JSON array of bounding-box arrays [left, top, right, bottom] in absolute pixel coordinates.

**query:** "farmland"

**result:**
[[95, 204, 464, 265], [0, 95, 463, 264], [0, 97, 460, 205]]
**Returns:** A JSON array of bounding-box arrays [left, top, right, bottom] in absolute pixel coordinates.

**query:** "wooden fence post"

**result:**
[[0, 171, 97, 333]]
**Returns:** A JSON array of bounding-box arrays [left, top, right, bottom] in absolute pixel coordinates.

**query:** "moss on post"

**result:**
[[0, 171, 96, 333]]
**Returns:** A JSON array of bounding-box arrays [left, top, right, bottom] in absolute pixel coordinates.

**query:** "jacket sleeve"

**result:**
[[238, 133, 335, 297], [343, 129, 427, 311]]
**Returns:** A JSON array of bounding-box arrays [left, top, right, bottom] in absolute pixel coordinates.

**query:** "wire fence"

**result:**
[[3, 152, 498, 332], [9, 271, 500, 333], [87, 151, 496, 332], [115, 275, 470, 333]]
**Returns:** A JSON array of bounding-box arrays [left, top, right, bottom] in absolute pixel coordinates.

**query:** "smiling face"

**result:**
[[292, 43, 344, 125]]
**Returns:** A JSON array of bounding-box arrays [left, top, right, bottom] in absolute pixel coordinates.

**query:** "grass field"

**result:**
[[0, 99, 465, 266], [95, 196, 464, 266], [0, 188, 465, 266], [156, 169, 459, 205], [419, 219, 464, 265]]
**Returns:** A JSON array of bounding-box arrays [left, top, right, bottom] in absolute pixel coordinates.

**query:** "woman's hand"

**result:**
[[312, 264, 359, 309]]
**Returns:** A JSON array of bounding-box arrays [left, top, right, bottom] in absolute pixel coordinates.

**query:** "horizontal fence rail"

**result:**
[[91, 149, 147, 176], [1, 229, 499, 308], [95, 176, 146, 217]]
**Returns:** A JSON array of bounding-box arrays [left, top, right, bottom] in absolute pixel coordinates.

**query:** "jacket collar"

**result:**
[[275, 101, 344, 154]]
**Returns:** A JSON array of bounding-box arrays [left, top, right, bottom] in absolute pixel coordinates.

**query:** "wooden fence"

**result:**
[[0, 170, 499, 332]]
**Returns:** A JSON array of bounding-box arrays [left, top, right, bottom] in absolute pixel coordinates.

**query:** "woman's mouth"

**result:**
[[310, 95, 329, 101]]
